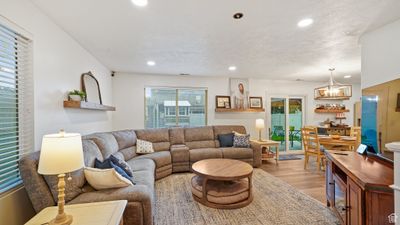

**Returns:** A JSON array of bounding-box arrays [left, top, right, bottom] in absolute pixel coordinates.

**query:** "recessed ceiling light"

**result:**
[[297, 18, 313, 28], [344, 75, 352, 79], [233, 13, 243, 19], [228, 66, 237, 71], [147, 61, 155, 66], [131, 0, 148, 7]]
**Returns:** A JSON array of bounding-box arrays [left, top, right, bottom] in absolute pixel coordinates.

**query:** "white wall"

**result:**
[[361, 19, 400, 88], [113, 72, 361, 139], [0, 0, 112, 224], [1, 0, 113, 150]]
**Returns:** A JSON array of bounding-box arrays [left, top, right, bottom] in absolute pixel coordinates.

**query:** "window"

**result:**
[[145, 87, 207, 128], [0, 22, 33, 194]]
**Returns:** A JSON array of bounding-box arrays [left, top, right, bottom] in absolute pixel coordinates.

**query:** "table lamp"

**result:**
[[256, 119, 265, 141], [38, 130, 84, 225]]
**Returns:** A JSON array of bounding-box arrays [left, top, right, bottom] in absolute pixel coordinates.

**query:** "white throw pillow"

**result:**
[[136, 139, 154, 154], [233, 131, 247, 136], [84, 167, 132, 190]]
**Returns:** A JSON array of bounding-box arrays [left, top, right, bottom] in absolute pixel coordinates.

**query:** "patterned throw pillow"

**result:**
[[110, 155, 133, 177], [233, 132, 250, 148], [136, 139, 154, 154]]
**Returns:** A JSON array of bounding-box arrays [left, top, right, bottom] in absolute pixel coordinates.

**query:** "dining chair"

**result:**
[[351, 126, 362, 150], [301, 126, 325, 171]]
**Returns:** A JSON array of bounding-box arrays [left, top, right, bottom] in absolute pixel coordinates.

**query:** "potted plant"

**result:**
[[68, 90, 86, 101]]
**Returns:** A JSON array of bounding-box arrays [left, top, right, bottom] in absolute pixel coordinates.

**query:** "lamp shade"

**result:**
[[38, 132, 84, 175], [255, 119, 265, 129]]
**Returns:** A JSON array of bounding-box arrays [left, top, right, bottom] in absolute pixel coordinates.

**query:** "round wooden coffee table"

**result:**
[[191, 159, 253, 209]]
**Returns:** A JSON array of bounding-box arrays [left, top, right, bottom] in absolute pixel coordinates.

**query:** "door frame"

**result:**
[[266, 94, 306, 153]]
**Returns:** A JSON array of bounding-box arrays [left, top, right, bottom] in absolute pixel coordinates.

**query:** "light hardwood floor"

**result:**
[[260, 156, 326, 204]]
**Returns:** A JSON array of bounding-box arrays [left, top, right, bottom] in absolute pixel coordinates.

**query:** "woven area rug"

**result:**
[[155, 169, 339, 225]]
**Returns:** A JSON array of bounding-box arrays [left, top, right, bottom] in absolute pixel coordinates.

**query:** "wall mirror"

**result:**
[[81, 71, 102, 104]]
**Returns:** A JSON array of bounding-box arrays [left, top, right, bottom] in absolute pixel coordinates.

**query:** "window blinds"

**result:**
[[0, 22, 33, 193]]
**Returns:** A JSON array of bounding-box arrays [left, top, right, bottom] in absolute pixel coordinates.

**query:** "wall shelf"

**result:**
[[314, 109, 349, 113], [215, 108, 265, 113], [314, 97, 350, 100], [64, 101, 116, 111]]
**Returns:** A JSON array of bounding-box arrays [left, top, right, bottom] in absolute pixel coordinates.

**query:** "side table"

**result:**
[[252, 139, 280, 164], [25, 200, 127, 225]]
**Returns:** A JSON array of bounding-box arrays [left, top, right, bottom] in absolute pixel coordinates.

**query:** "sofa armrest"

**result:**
[[170, 144, 189, 163], [250, 141, 262, 167], [68, 184, 153, 225]]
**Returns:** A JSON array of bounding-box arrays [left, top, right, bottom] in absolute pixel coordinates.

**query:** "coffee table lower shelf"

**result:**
[[191, 175, 253, 209]]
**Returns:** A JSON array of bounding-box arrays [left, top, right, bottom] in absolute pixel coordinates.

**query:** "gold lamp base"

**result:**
[[49, 213, 72, 225], [49, 174, 73, 225]]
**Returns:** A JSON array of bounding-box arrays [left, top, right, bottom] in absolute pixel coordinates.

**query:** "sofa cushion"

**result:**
[[135, 128, 170, 152], [135, 151, 172, 168], [113, 146, 137, 161], [84, 133, 119, 159], [169, 127, 185, 145], [135, 128, 170, 143], [127, 158, 156, 174], [82, 139, 103, 167], [170, 145, 189, 163], [152, 142, 171, 152], [131, 170, 155, 190], [218, 133, 234, 147], [184, 126, 214, 142], [186, 140, 216, 149], [220, 147, 253, 159], [189, 148, 222, 162], [68, 184, 153, 206], [112, 129, 137, 149]]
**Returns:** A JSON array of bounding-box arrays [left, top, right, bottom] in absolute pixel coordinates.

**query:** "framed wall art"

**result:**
[[249, 97, 263, 109], [216, 95, 231, 109]]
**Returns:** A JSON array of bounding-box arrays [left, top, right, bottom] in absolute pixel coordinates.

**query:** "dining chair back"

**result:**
[[351, 126, 362, 150], [301, 126, 325, 171]]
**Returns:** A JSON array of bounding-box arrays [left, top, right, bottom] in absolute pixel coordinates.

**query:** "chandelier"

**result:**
[[314, 68, 352, 100]]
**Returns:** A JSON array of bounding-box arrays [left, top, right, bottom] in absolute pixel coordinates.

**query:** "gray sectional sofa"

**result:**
[[20, 125, 263, 225]]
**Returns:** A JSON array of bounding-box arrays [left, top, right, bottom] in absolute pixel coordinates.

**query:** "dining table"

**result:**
[[318, 135, 357, 151]]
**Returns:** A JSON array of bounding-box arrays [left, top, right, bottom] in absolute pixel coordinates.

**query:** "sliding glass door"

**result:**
[[270, 98, 286, 151], [269, 96, 305, 152]]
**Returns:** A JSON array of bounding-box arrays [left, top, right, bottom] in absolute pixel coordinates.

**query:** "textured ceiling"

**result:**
[[31, 0, 400, 83]]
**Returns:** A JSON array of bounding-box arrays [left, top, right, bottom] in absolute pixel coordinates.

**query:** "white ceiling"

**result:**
[[32, 0, 400, 83]]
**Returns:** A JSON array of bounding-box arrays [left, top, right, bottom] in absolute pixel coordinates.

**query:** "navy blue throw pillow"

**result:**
[[95, 158, 133, 182], [218, 133, 234, 147], [94, 158, 112, 169], [110, 155, 133, 178]]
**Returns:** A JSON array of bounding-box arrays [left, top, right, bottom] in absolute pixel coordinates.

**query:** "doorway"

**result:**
[[268, 96, 305, 153]]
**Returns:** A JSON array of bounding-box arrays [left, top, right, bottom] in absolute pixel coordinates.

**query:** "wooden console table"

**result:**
[[325, 150, 394, 225]]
